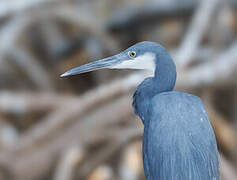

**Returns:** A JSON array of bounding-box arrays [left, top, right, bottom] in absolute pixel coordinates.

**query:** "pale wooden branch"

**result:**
[[220, 154, 237, 180], [77, 127, 141, 179], [0, 0, 59, 18], [0, 15, 31, 58], [205, 100, 237, 152], [175, 0, 220, 67], [176, 41, 237, 90], [87, 165, 114, 180], [53, 145, 84, 180], [8, 47, 53, 91], [0, 92, 72, 114]]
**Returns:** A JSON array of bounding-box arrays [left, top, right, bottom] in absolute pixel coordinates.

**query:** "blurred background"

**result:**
[[0, 0, 236, 179]]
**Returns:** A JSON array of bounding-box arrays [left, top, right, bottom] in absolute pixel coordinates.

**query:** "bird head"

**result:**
[[60, 41, 175, 78]]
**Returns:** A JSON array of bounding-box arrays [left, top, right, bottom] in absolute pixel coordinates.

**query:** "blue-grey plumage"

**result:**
[[61, 41, 219, 180], [136, 92, 219, 180]]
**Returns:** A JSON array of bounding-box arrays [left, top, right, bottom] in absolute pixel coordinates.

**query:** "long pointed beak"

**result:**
[[60, 55, 120, 77]]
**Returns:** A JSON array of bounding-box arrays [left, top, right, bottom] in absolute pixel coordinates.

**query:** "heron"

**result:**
[[61, 41, 219, 180]]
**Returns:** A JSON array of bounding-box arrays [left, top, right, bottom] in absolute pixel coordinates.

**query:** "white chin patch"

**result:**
[[109, 53, 155, 73]]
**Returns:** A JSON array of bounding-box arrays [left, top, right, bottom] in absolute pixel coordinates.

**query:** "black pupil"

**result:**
[[131, 52, 135, 56]]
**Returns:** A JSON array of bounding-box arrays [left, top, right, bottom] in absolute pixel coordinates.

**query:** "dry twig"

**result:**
[[175, 0, 220, 67]]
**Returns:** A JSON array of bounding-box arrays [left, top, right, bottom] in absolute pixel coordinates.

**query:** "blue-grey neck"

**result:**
[[133, 46, 177, 124]]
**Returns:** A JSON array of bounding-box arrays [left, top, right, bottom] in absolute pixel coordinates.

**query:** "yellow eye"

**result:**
[[128, 51, 136, 58]]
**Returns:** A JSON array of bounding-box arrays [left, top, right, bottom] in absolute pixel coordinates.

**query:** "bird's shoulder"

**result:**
[[148, 91, 215, 140], [150, 91, 205, 114], [152, 91, 202, 104]]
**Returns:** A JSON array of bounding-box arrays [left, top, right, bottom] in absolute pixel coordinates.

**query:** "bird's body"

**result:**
[[61, 41, 219, 180], [134, 91, 219, 180]]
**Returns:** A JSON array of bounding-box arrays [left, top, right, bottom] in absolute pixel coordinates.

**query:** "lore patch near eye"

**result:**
[[109, 52, 155, 74], [129, 51, 136, 58]]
